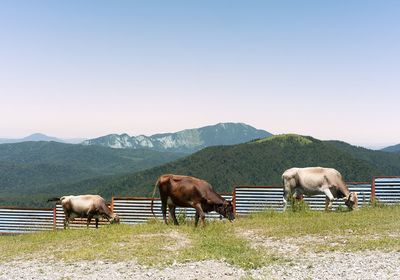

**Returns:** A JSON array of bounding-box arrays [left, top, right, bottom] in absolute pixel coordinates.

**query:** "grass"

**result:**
[[239, 205, 400, 252], [1, 205, 399, 268]]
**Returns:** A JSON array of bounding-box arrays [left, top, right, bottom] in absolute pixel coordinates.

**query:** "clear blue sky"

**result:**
[[0, 1, 399, 148]]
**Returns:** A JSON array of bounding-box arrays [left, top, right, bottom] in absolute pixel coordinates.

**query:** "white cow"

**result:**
[[48, 195, 120, 228], [282, 167, 358, 211]]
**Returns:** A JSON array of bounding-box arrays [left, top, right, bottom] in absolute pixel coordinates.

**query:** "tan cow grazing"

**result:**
[[282, 167, 358, 211], [48, 195, 120, 229], [151, 174, 235, 227]]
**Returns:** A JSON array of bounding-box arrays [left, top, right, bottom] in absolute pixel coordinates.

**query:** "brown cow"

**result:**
[[151, 174, 235, 226], [48, 195, 120, 229]]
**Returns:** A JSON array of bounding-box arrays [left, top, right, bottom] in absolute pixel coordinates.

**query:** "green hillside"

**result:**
[[4, 135, 400, 207], [53, 135, 398, 201], [0, 141, 183, 206], [381, 143, 400, 153], [326, 140, 400, 174]]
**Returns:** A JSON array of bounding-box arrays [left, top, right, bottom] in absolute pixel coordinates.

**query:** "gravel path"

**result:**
[[1, 251, 399, 280], [1, 230, 399, 280], [0, 259, 247, 280]]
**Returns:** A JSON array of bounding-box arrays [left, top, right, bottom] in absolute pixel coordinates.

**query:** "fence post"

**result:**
[[232, 186, 237, 215], [53, 207, 57, 230], [111, 197, 115, 213], [371, 176, 376, 204]]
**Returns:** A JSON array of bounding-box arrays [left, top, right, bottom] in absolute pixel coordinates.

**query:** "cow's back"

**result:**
[[63, 195, 103, 213], [297, 167, 346, 192], [157, 174, 222, 207]]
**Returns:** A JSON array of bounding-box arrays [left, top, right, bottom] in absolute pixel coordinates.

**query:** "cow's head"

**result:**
[[110, 214, 120, 224], [216, 201, 235, 221], [344, 192, 358, 210]]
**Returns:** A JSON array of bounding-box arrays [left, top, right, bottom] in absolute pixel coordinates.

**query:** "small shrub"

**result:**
[[289, 198, 310, 212], [176, 209, 188, 225], [371, 199, 386, 208]]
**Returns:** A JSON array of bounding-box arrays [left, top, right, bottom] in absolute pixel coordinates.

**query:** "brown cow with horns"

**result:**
[[151, 174, 235, 226]]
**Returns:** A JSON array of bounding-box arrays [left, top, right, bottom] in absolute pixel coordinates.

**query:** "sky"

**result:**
[[0, 1, 399, 148]]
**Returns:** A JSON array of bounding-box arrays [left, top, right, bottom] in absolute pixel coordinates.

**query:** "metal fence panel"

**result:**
[[234, 186, 284, 215], [0, 207, 54, 234], [2, 178, 397, 234], [374, 177, 400, 205], [113, 194, 232, 225], [112, 198, 162, 225], [234, 183, 372, 215], [304, 183, 372, 210]]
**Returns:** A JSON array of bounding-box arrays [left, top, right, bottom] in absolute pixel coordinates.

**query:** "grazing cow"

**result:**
[[282, 167, 358, 211], [151, 174, 235, 226], [48, 195, 120, 229]]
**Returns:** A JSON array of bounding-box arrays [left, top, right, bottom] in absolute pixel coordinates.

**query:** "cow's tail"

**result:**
[[151, 178, 160, 218], [47, 197, 61, 203]]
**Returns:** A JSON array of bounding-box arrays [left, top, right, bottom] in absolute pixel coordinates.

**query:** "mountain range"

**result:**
[[2, 133, 400, 207], [0, 133, 85, 144], [0, 141, 184, 207], [0, 123, 272, 206], [1, 122, 400, 207], [82, 122, 272, 153], [1, 124, 399, 152], [80, 134, 399, 200]]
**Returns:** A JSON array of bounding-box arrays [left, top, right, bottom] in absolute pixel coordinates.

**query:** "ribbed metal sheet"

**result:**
[[234, 183, 372, 214], [374, 177, 400, 205], [0, 207, 54, 234], [235, 187, 283, 215], [303, 183, 371, 210], [55, 204, 111, 229], [113, 194, 233, 225]]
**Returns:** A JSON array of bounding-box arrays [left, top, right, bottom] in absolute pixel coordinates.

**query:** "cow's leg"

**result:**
[[323, 188, 335, 211], [168, 205, 179, 225], [193, 203, 206, 227], [95, 218, 99, 228], [194, 212, 200, 227], [64, 214, 71, 229], [283, 188, 290, 211], [325, 197, 330, 210], [87, 214, 93, 228], [160, 194, 168, 225]]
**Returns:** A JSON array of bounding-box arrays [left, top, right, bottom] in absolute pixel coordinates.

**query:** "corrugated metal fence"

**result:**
[[234, 182, 372, 215], [0, 207, 54, 234], [0, 177, 399, 234], [112, 194, 232, 225], [373, 177, 400, 205]]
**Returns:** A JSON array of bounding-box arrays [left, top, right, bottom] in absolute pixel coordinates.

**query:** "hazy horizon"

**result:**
[[1, 1, 399, 148]]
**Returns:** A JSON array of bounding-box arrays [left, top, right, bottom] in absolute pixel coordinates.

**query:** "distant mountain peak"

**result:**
[[381, 143, 400, 153], [22, 133, 61, 142], [0, 134, 85, 145], [82, 122, 273, 153]]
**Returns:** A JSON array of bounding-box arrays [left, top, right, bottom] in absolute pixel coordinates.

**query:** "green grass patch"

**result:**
[[237, 205, 400, 252], [178, 221, 274, 269], [1, 206, 399, 267], [0, 220, 271, 268]]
